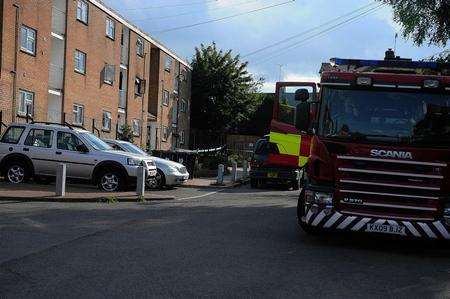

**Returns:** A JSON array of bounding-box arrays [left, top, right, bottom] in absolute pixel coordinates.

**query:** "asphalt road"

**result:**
[[0, 185, 449, 298]]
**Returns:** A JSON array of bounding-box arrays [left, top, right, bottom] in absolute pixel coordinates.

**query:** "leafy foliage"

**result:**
[[379, 0, 450, 47], [191, 43, 263, 135], [239, 93, 275, 136], [118, 124, 134, 143]]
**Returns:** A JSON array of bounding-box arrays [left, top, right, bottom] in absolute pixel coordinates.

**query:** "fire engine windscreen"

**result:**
[[318, 87, 450, 146]]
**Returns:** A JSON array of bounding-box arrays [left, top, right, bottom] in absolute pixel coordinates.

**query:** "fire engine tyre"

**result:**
[[297, 191, 321, 235], [97, 168, 125, 192]]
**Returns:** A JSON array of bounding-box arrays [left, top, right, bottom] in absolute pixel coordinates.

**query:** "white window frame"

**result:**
[[106, 17, 115, 39], [162, 90, 169, 106], [164, 55, 173, 72], [18, 89, 34, 117], [77, 0, 89, 24], [102, 111, 112, 131], [74, 50, 86, 74], [73, 104, 84, 125], [132, 119, 141, 137], [162, 126, 169, 142], [20, 25, 36, 55], [136, 38, 144, 56], [180, 99, 187, 113]]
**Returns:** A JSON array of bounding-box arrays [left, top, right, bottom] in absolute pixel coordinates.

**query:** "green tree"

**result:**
[[239, 93, 274, 136], [379, 0, 449, 48], [117, 124, 134, 143], [191, 43, 263, 136]]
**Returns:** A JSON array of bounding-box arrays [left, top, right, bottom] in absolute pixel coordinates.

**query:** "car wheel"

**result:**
[[297, 190, 320, 235], [98, 169, 123, 192], [153, 169, 166, 189], [6, 161, 28, 184]]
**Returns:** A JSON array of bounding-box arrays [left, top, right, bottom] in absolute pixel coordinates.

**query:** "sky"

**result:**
[[105, 0, 446, 92]]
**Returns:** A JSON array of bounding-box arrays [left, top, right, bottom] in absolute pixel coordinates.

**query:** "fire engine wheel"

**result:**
[[297, 191, 321, 235]]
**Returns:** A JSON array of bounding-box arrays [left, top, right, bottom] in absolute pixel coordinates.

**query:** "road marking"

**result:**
[[177, 189, 224, 201]]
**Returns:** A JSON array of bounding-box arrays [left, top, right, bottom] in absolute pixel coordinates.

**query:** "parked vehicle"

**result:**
[[294, 50, 450, 239], [104, 139, 190, 189], [249, 136, 300, 190], [0, 122, 157, 192]]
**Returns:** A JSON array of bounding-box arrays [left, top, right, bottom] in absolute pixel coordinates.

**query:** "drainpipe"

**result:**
[[140, 51, 147, 147], [11, 3, 20, 123], [60, 0, 69, 123]]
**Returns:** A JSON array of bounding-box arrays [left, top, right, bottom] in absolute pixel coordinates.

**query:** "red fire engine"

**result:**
[[296, 50, 450, 239]]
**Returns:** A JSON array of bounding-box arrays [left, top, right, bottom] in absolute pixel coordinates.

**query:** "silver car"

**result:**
[[104, 139, 190, 189], [0, 123, 157, 192]]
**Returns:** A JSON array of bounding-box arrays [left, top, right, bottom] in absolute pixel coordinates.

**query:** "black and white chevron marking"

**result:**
[[303, 207, 450, 239]]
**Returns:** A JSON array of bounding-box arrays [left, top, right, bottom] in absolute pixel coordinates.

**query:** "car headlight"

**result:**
[[168, 166, 179, 173], [305, 190, 333, 205], [127, 158, 142, 166]]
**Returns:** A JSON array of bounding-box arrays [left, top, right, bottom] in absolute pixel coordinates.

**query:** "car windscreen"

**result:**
[[1, 126, 25, 144], [80, 132, 112, 151], [318, 87, 450, 146], [121, 142, 147, 156]]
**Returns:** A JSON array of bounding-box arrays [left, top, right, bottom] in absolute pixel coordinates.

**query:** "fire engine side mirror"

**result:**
[[295, 102, 310, 132], [295, 88, 310, 102]]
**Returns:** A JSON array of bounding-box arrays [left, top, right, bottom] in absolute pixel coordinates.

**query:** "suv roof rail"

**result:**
[[30, 121, 76, 130]]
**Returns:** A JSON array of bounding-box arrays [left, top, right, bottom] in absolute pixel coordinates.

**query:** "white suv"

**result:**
[[0, 122, 157, 192]]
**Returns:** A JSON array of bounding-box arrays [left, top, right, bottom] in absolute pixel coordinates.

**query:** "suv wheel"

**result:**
[[98, 170, 123, 192], [6, 162, 27, 184]]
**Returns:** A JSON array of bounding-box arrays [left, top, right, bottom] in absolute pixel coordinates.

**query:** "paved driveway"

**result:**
[[0, 186, 449, 298]]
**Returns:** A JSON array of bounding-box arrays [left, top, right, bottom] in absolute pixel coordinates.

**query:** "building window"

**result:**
[[103, 64, 116, 85], [164, 55, 173, 72], [162, 90, 169, 106], [20, 25, 36, 55], [106, 18, 115, 39], [74, 50, 86, 74], [135, 77, 145, 96], [18, 90, 34, 117], [76, 0, 89, 24], [73, 104, 84, 125], [162, 126, 169, 142], [102, 111, 112, 131], [180, 130, 185, 145], [132, 119, 141, 136], [136, 38, 144, 56], [180, 99, 187, 113]]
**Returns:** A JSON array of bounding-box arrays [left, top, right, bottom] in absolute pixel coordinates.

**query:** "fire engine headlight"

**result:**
[[305, 190, 333, 205]]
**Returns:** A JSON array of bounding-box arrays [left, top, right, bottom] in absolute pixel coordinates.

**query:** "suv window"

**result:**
[[254, 139, 279, 155], [57, 132, 84, 151], [25, 129, 53, 148], [1, 126, 25, 144]]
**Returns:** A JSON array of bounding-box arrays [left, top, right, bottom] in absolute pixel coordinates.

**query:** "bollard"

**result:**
[[56, 163, 66, 197], [217, 164, 224, 185], [243, 160, 248, 179], [231, 160, 238, 182], [136, 166, 146, 197]]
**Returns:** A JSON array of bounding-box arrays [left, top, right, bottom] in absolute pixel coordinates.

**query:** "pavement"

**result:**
[[0, 185, 449, 298]]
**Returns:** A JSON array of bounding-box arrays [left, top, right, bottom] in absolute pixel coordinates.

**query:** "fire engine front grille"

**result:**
[[336, 155, 447, 220]]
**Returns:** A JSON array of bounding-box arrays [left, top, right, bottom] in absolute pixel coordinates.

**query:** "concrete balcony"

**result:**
[[51, 6, 66, 37], [49, 64, 64, 90]]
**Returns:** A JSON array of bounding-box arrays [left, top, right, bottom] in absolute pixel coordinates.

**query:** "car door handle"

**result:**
[[23, 148, 29, 152], [56, 151, 62, 155]]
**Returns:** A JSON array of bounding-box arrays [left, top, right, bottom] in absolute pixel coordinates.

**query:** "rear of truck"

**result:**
[[297, 56, 450, 239]]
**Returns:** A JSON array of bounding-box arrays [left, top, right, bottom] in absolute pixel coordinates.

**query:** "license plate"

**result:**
[[366, 223, 405, 235], [267, 172, 278, 178]]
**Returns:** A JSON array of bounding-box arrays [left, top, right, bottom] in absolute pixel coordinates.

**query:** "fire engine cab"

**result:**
[[296, 50, 450, 239]]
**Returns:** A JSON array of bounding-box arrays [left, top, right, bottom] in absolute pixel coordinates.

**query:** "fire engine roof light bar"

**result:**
[[330, 58, 450, 71]]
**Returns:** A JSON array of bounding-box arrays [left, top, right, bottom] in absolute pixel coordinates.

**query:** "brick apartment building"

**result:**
[[0, 0, 191, 150]]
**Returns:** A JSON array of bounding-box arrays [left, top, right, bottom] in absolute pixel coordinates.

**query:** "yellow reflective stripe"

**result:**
[[299, 156, 309, 167], [269, 131, 301, 156]]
